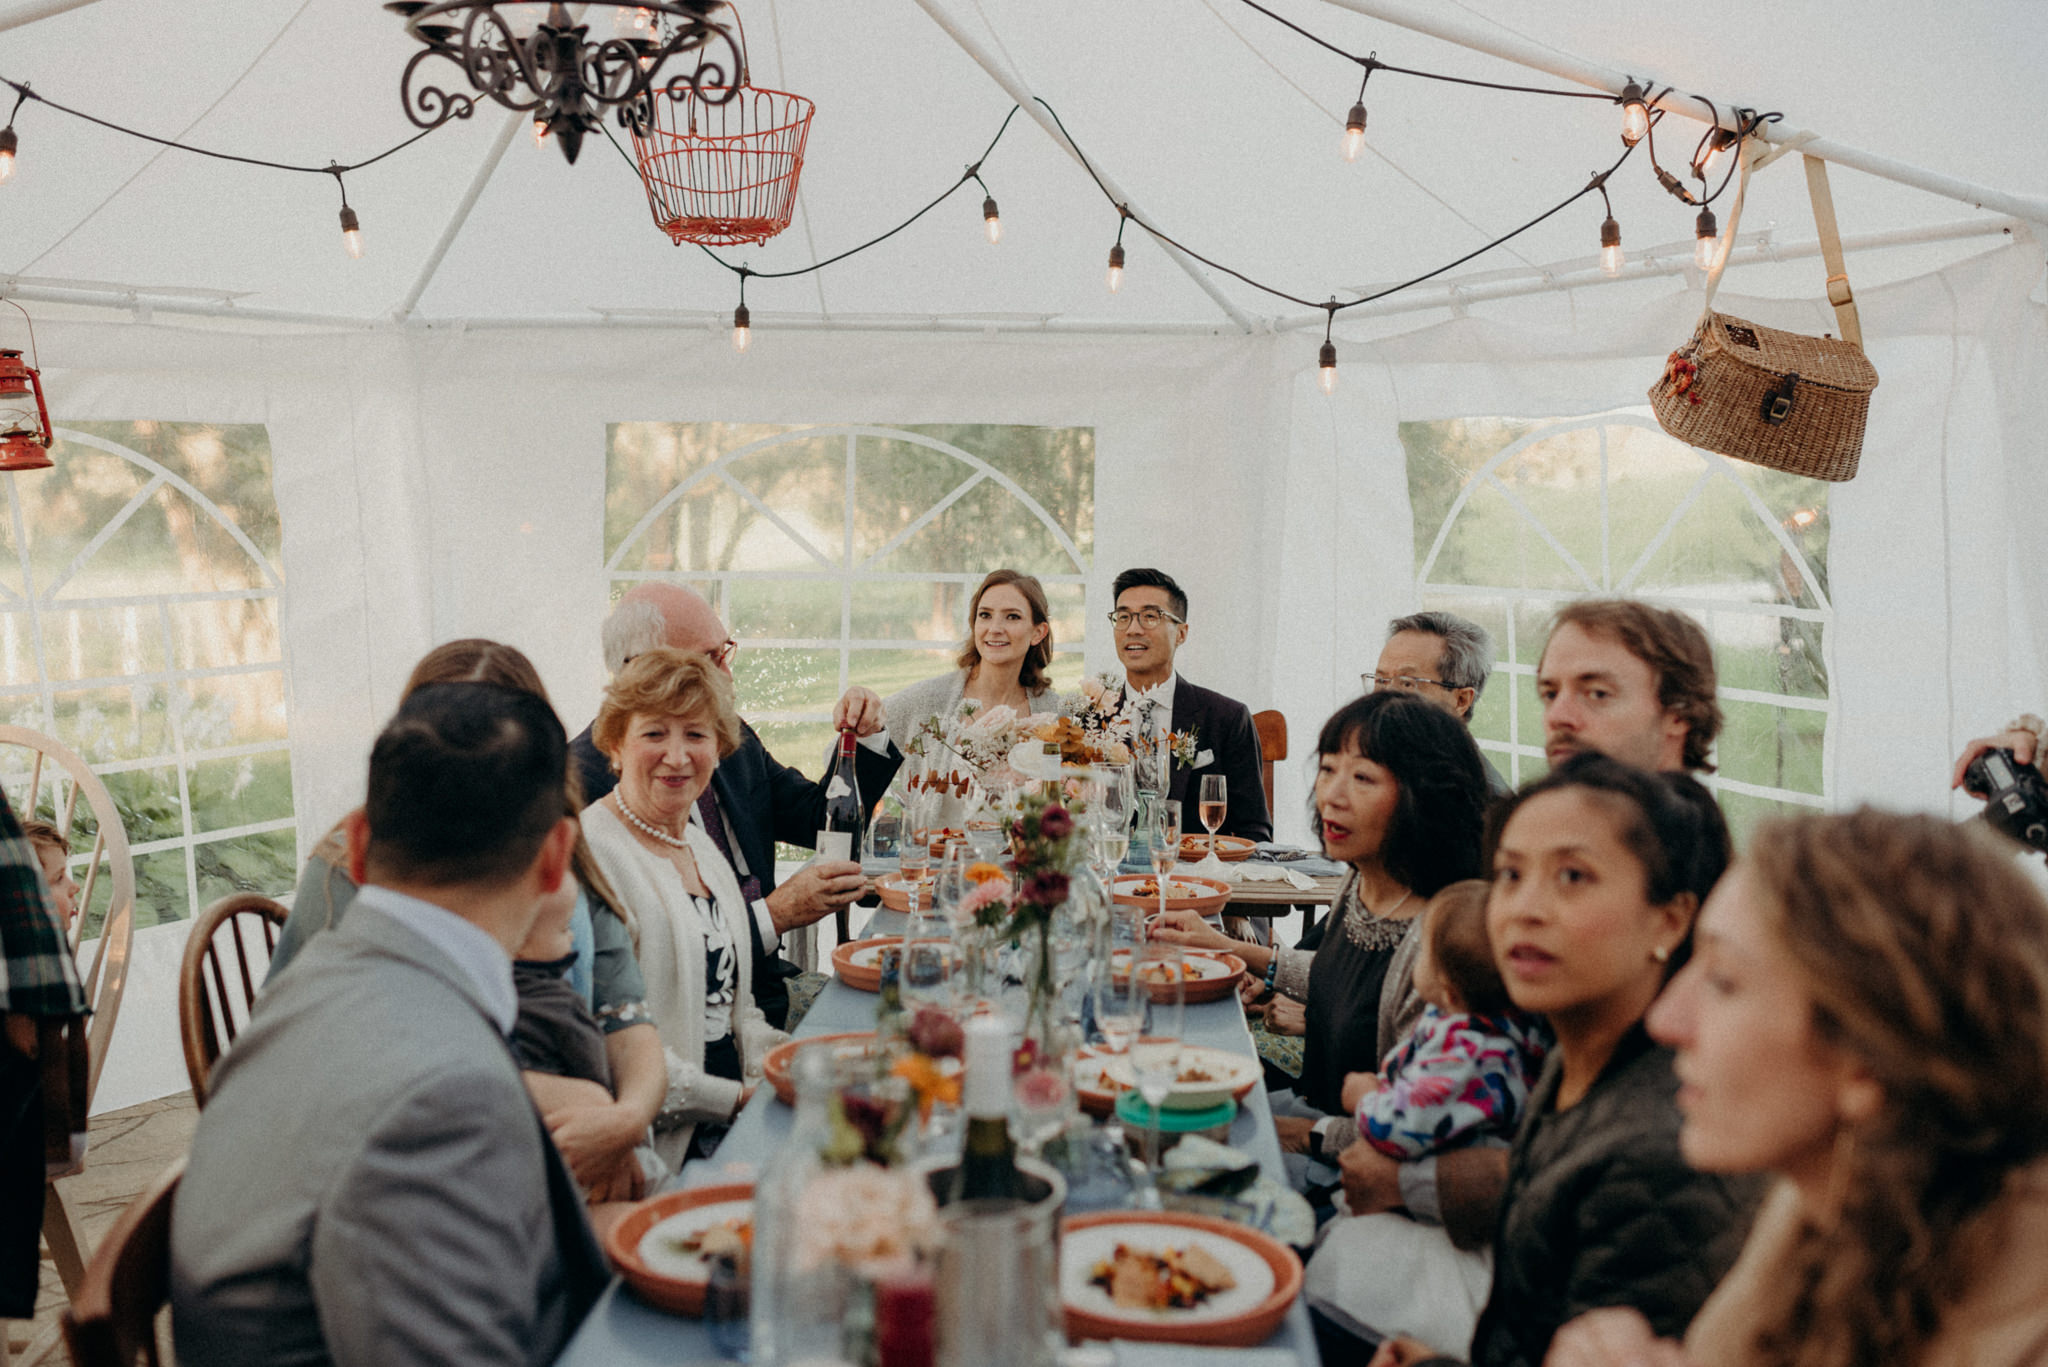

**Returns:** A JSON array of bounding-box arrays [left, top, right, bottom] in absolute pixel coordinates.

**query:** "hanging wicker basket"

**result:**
[[627, 65, 814, 248]]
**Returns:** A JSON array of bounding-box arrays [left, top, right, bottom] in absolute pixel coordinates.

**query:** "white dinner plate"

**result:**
[[635, 1199, 753, 1283], [1060, 1220, 1278, 1325]]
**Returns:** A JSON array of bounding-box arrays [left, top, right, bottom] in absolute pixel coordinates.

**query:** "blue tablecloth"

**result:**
[[556, 913, 1321, 1366]]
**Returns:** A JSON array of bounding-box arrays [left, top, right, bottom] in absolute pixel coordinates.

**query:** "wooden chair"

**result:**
[[59, 1158, 183, 1367], [1252, 709, 1288, 814], [179, 894, 290, 1106], [0, 726, 136, 1303]]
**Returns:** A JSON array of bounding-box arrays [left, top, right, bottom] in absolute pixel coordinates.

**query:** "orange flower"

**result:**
[[965, 861, 1006, 885], [891, 1053, 962, 1122]]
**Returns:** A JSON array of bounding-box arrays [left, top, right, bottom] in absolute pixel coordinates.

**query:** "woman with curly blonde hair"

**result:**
[[1548, 808, 2048, 1367]]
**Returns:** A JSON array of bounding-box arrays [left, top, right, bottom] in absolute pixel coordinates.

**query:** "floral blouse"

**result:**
[[1358, 1005, 1549, 1160]]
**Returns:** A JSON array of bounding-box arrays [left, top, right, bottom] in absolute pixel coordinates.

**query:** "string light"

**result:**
[[1618, 81, 1650, 147], [339, 205, 363, 259], [532, 116, 548, 151], [1693, 206, 1718, 271], [1692, 127, 1737, 180], [1106, 210, 1130, 294], [1589, 173, 1622, 277], [1317, 306, 1338, 395], [982, 194, 1002, 245], [1341, 59, 1376, 163], [0, 126, 15, 185], [731, 301, 750, 353]]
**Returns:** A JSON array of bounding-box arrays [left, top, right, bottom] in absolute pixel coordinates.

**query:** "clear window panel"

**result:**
[[128, 848, 192, 931], [92, 766, 186, 844], [848, 648, 959, 708], [178, 670, 290, 749], [849, 580, 970, 644], [1714, 697, 1825, 797], [33, 605, 164, 682], [727, 577, 842, 641], [732, 648, 840, 718], [195, 828, 299, 908], [750, 719, 838, 785], [188, 750, 294, 833], [169, 596, 281, 671], [51, 684, 171, 762]]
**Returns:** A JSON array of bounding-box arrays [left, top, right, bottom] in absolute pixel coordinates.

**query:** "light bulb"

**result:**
[[533, 116, 548, 150], [1106, 243, 1125, 294], [1598, 215, 1622, 277], [731, 303, 751, 354], [1619, 81, 1649, 147], [1693, 128, 1736, 180], [339, 205, 363, 260], [982, 196, 1002, 246], [1317, 341, 1338, 396], [0, 127, 16, 185], [1342, 103, 1367, 163], [1693, 206, 1719, 271]]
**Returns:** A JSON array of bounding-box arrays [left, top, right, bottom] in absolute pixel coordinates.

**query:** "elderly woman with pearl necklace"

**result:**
[[580, 647, 786, 1170]]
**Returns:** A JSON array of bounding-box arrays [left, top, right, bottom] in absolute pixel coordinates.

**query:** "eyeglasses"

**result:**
[[1108, 608, 1184, 630], [1362, 671, 1452, 693], [709, 638, 740, 668]]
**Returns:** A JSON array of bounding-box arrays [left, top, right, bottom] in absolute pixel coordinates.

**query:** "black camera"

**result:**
[[1963, 747, 2048, 854]]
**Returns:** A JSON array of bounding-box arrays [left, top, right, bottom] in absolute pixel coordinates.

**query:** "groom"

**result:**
[[1107, 567, 1272, 844]]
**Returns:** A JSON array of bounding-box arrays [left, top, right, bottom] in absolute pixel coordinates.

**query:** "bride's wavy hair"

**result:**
[[1740, 809, 2048, 1367]]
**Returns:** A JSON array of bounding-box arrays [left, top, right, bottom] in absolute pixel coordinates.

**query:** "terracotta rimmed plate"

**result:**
[[1181, 834, 1257, 863], [875, 872, 936, 912], [762, 1031, 875, 1106], [1060, 1210, 1302, 1347], [830, 938, 895, 993], [1110, 874, 1232, 918], [607, 1183, 754, 1316], [1096, 1043, 1260, 1111], [1109, 948, 1246, 1004]]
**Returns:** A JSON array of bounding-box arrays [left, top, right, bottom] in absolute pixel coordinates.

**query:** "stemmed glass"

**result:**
[[1198, 774, 1227, 858], [900, 788, 935, 916], [1092, 763, 1133, 878], [1128, 942, 1184, 1198], [1148, 799, 1181, 925]]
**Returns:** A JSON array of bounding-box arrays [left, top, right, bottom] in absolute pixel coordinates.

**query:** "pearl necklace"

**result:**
[[613, 791, 692, 851]]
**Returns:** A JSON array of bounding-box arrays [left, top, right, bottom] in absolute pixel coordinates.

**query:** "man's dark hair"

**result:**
[[1111, 567, 1188, 622], [1314, 690, 1489, 898], [364, 683, 569, 889]]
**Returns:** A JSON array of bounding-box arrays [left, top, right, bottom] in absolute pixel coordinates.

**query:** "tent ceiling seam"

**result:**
[[0, 0, 102, 34], [394, 108, 525, 320], [909, 0, 1262, 333]]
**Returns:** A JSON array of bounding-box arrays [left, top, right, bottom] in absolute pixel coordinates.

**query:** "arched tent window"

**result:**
[[606, 422, 1094, 770], [0, 422, 293, 932], [1404, 412, 1832, 837]]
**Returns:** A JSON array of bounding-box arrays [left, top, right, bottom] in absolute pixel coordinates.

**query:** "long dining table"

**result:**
[[555, 909, 1323, 1366]]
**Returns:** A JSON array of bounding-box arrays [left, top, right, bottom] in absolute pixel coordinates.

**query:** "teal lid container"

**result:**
[[1114, 1093, 1237, 1133]]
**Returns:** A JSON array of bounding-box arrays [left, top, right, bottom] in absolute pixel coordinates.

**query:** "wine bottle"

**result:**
[[947, 1017, 1025, 1205], [819, 728, 863, 861]]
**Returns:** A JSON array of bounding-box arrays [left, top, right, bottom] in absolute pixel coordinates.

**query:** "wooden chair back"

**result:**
[[1252, 709, 1288, 814], [60, 1158, 183, 1367], [0, 725, 137, 1104], [179, 894, 290, 1105]]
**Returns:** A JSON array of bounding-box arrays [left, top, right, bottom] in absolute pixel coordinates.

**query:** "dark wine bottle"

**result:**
[[947, 1017, 1025, 1205], [819, 728, 863, 860]]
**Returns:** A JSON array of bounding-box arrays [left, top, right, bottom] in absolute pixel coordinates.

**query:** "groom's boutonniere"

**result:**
[[1169, 728, 1203, 769]]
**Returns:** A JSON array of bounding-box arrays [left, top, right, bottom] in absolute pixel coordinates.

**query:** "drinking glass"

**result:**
[[1148, 799, 1181, 924], [1011, 1052, 1073, 1160], [1128, 943, 1184, 1191], [1198, 774, 1227, 858], [900, 896, 956, 1014], [899, 793, 934, 916]]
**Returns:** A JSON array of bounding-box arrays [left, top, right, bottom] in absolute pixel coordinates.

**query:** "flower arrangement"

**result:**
[[791, 1163, 944, 1275], [1054, 674, 1200, 776], [907, 699, 1037, 785]]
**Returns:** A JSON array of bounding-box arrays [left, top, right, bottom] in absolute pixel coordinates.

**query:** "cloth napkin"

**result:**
[[1163, 1135, 1318, 1249], [1232, 863, 1319, 892]]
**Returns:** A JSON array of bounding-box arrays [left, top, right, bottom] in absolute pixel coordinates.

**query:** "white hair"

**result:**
[[600, 597, 667, 676]]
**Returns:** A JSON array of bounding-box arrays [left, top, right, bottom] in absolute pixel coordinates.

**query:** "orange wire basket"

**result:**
[[628, 65, 814, 247]]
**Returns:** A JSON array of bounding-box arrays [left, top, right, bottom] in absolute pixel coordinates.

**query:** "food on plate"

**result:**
[[1138, 960, 1202, 984], [1127, 878, 1202, 900], [925, 827, 965, 854], [1177, 1063, 1218, 1083], [661, 1215, 752, 1264], [1088, 1242, 1238, 1310]]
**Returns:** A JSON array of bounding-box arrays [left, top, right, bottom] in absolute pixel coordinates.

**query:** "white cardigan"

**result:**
[[581, 799, 786, 1168]]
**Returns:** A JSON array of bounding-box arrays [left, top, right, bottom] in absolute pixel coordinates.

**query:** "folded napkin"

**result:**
[[1163, 1135, 1318, 1249], [1234, 863, 1319, 892]]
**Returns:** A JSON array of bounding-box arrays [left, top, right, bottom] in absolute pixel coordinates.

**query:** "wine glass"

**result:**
[[1128, 943, 1184, 1194], [900, 893, 956, 1014], [1148, 799, 1181, 925], [1198, 775, 1227, 859], [1012, 1052, 1073, 1160]]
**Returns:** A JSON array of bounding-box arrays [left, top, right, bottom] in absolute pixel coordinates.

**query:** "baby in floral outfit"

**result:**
[[1344, 879, 1548, 1160]]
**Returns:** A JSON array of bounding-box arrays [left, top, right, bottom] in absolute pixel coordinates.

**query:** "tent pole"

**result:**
[[908, 0, 1261, 333], [0, 0, 102, 33], [393, 109, 526, 321], [1313, 0, 2048, 226]]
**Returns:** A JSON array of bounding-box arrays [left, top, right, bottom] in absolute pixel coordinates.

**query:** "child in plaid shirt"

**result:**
[[1341, 879, 1548, 1160]]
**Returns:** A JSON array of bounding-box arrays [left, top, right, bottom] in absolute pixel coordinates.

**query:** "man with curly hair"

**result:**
[[1537, 599, 1722, 776]]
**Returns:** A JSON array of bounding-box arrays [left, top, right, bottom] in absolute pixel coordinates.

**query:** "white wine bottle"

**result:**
[[947, 1016, 1024, 1204]]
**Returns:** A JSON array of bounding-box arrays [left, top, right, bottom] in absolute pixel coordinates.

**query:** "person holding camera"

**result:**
[[1953, 714, 2048, 855]]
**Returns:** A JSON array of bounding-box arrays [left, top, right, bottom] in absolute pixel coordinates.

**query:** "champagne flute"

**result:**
[[1129, 942, 1184, 1196], [1198, 774, 1227, 859], [1148, 799, 1181, 926]]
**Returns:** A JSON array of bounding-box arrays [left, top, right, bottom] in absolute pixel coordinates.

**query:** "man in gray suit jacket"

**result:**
[[172, 683, 609, 1367]]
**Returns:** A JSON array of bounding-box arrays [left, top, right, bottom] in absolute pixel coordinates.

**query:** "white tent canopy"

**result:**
[[1, 0, 2042, 1110]]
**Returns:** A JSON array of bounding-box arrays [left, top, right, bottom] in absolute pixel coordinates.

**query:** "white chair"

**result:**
[[0, 725, 136, 1302]]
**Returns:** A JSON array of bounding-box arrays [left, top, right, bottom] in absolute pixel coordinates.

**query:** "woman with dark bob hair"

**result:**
[[1154, 690, 1490, 1155], [1365, 754, 1756, 1367], [1549, 808, 2048, 1367]]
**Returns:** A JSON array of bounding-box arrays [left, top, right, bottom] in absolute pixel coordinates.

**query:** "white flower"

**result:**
[[792, 1163, 942, 1274]]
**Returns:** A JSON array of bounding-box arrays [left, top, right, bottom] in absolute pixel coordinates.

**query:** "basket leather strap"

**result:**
[[1802, 154, 1864, 350]]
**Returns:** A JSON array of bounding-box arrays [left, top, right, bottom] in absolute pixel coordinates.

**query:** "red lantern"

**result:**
[[0, 348, 52, 472]]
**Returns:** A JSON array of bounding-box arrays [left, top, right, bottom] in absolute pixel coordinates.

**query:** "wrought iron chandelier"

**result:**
[[387, 1, 741, 165]]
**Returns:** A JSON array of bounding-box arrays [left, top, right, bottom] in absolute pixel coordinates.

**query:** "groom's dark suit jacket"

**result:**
[[573, 721, 901, 1028], [1163, 676, 1274, 843]]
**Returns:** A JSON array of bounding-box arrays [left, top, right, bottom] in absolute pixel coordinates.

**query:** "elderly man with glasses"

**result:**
[[570, 583, 902, 1029], [1105, 568, 1272, 847], [1366, 610, 1511, 797]]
